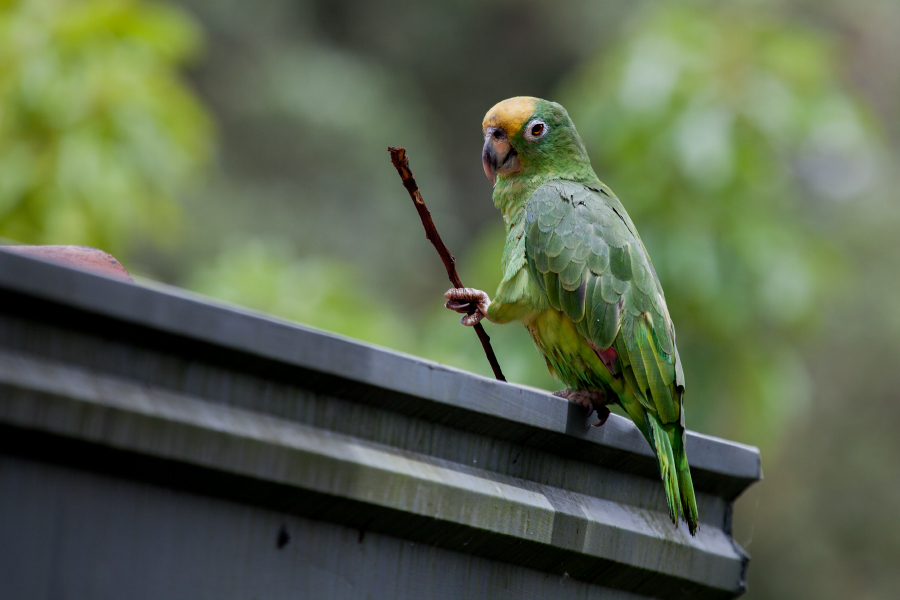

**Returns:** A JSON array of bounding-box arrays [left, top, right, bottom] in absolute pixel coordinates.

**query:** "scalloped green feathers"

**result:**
[[521, 180, 698, 534], [525, 181, 681, 411]]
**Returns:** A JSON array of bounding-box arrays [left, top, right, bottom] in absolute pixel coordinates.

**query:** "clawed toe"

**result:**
[[460, 312, 483, 326], [444, 288, 490, 327], [591, 405, 611, 427], [576, 395, 595, 419], [554, 389, 609, 426], [444, 299, 471, 312]]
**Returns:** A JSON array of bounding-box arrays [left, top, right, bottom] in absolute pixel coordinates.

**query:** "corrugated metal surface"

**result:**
[[0, 249, 760, 599]]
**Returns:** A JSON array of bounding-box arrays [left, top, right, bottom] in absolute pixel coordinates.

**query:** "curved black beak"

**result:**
[[482, 127, 520, 184], [482, 137, 498, 184]]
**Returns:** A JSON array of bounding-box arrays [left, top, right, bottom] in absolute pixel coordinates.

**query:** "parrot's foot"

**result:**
[[444, 287, 491, 326], [553, 389, 610, 427]]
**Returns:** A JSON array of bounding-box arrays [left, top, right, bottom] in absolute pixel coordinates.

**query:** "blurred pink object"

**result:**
[[3, 245, 133, 282]]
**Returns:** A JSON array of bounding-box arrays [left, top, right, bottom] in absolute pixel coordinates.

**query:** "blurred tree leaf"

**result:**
[[189, 239, 417, 352], [557, 3, 884, 445], [0, 0, 212, 255]]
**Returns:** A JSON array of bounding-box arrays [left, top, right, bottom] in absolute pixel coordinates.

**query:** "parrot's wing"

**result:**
[[524, 180, 684, 424]]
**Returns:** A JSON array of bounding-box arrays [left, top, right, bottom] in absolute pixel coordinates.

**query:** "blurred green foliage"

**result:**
[[559, 4, 883, 443], [189, 239, 416, 352], [0, 0, 211, 255]]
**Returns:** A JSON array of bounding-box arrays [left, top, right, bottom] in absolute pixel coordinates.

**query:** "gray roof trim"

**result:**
[[0, 248, 760, 496]]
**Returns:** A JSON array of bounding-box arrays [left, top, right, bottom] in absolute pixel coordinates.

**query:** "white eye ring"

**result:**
[[523, 119, 548, 142]]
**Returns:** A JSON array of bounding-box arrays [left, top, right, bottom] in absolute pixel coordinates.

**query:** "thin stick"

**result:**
[[388, 147, 506, 382]]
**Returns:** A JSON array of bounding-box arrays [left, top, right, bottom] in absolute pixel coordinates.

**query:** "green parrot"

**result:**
[[444, 96, 698, 534]]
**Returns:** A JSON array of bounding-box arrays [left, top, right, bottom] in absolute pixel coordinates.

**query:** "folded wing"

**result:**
[[524, 180, 684, 424]]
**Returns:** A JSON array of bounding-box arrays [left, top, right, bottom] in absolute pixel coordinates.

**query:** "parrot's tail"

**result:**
[[646, 412, 699, 535]]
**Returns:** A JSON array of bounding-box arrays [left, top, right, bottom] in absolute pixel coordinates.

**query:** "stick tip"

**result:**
[[388, 146, 407, 169]]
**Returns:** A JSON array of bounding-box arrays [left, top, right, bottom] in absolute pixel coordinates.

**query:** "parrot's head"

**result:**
[[481, 96, 591, 185]]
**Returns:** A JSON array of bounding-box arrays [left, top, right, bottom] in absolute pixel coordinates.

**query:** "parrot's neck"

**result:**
[[493, 163, 599, 229]]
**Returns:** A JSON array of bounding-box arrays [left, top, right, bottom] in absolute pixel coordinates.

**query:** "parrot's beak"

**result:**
[[483, 128, 520, 184]]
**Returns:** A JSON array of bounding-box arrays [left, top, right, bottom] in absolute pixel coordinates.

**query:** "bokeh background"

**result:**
[[2, 0, 899, 596]]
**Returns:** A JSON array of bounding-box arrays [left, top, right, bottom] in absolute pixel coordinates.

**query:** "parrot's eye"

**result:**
[[524, 119, 548, 142]]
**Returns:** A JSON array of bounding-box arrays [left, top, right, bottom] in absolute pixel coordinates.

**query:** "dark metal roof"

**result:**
[[0, 248, 760, 599]]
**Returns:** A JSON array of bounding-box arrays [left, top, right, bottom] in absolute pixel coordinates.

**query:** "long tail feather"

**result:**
[[647, 412, 680, 525], [664, 420, 699, 535], [615, 389, 698, 534]]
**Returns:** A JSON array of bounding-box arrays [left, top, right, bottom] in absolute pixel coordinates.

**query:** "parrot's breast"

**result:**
[[524, 309, 611, 392]]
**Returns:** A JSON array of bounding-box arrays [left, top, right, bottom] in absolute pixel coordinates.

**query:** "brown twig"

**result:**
[[388, 146, 506, 382]]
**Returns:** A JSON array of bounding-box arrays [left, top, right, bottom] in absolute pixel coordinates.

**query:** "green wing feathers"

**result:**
[[524, 180, 698, 534]]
